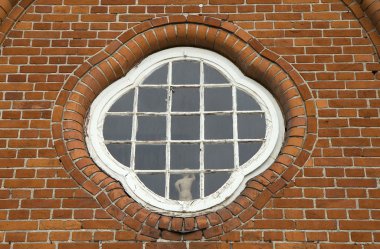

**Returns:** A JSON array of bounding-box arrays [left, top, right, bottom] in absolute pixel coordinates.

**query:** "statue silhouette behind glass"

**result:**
[[175, 170, 195, 201]]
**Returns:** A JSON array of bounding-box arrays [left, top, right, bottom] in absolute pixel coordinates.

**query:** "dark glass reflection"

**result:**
[[103, 115, 132, 140], [205, 115, 233, 139], [236, 89, 261, 111], [142, 63, 168, 85], [238, 114, 266, 139], [204, 64, 229, 84], [136, 116, 166, 141], [239, 142, 263, 165], [109, 89, 134, 112], [170, 173, 200, 200], [106, 143, 131, 166], [171, 115, 200, 140], [171, 87, 200, 112], [137, 173, 165, 197], [172, 60, 200, 85], [204, 87, 232, 111], [171, 143, 200, 170], [135, 144, 166, 170], [138, 88, 167, 112], [204, 143, 234, 170], [204, 172, 231, 197]]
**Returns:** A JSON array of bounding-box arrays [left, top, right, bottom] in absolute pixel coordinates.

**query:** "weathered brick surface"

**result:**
[[0, 0, 379, 248]]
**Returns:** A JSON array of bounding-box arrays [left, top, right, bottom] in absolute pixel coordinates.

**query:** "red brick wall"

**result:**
[[0, 0, 380, 248]]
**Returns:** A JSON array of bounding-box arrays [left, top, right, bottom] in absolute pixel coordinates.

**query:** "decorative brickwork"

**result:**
[[51, 15, 314, 237], [0, 0, 380, 248], [343, 0, 380, 57], [355, 0, 380, 33]]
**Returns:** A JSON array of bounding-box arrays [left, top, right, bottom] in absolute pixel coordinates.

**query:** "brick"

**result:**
[[40, 220, 82, 230], [276, 243, 317, 249], [189, 242, 229, 249], [233, 243, 272, 249], [0, 221, 38, 231], [21, 199, 61, 208], [145, 243, 185, 249], [139, 0, 206, 4], [14, 244, 55, 249], [360, 200, 380, 209], [273, 199, 314, 208], [58, 243, 99, 249], [254, 220, 295, 229], [340, 221, 380, 230], [4, 179, 44, 188], [103, 243, 142, 249], [82, 220, 122, 229], [316, 200, 356, 208], [296, 220, 337, 230]]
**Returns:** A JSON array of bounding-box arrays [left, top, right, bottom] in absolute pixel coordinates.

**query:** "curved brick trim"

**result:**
[[355, 0, 380, 33], [0, 0, 34, 44], [51, 15, 316, 239], [0, 0, 12, 22], [344, 0, 380, 60]]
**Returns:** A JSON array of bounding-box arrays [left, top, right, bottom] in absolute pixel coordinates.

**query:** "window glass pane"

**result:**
[[136, 116, 166, 141], [238, 114, 266, 139], [204, 64, 229, 84], [138, 88, 167, 112], [204, 172, 231, 197], [239, 142, 263, 166], [170, 173, 200, 200], [205, 114, 233, 139], [142, 63, 168, 85], [171, 87, 200, 112], [109, 89, 134, 112], [171, 115, 200, 140], [137, 173, 165, 197], [204, 143, 234, 170], [103, 115, 132, 140], [106, 143, 131, 166], [204, 87, 232, 111], [236, 89, 261, 111], [172, 60, 200, 85], [170, 143, 200, 170], [135, 144, 166, 170]]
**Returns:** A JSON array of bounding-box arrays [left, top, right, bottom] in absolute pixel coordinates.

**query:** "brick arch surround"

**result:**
[[355, 0, 380, 34], [50, 15, 316, 239], [343, 0, 380, 58]]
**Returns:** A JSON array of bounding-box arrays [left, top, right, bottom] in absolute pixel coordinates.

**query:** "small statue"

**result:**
[[175, 170, 195, 201]]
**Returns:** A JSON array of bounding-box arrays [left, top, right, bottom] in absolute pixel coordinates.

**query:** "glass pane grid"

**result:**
[[104, 59, 267, 200]]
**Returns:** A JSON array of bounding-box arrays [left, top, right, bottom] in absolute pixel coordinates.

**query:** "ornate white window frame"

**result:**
[[86, 47, 285, 216]]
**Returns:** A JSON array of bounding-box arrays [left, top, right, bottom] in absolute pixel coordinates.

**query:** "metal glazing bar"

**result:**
[[105, 138, 266, 144], [199, 61, 205, 199], [165, 62, 172, 199], [232, 84, 239, 168], [134, 169, 235, 173], [129, 87, 139, 170], [106, 110, 265, 116]]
